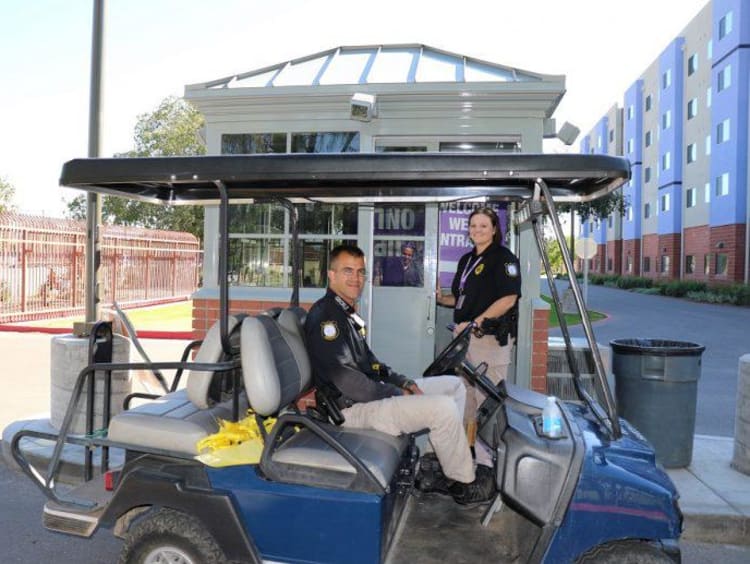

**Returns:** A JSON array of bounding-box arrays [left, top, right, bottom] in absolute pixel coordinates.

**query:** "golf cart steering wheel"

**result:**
[[423, 322, 475, 377]]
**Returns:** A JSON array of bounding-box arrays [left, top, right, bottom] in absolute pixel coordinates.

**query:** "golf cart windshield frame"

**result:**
[[60, 152, 628, 438]]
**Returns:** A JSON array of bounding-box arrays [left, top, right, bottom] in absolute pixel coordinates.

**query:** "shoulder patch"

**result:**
[[321, 321, 339, 341], [505, 263, 519, 277]]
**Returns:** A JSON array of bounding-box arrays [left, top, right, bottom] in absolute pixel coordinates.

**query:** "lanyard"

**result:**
[[333, 294, 366, 335], [459, 255, 483, 294]]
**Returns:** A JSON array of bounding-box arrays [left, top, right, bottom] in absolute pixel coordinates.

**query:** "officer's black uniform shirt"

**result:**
[[451, 241, 522, 324], [304, 289, 408, 405]]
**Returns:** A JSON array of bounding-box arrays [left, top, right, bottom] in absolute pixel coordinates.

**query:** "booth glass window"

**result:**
[[221, 133, 286, 154], [228, 238, 285, 287], [291, 132, 360, 153]]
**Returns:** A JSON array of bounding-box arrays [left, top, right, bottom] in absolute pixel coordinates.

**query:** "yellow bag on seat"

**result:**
[[195, 411, 276, 468]]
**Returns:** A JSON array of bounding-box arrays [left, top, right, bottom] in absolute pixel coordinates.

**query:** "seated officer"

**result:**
[[304, 244, 494, 505]]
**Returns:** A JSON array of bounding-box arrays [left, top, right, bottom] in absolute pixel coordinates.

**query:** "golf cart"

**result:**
[[11, 153, 682, 563]]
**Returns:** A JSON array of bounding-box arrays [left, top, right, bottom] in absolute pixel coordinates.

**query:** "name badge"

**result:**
[[455, 295, 465, 310]]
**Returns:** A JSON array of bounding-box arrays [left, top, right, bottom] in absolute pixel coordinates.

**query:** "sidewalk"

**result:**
[[667, 435, 750, 545]]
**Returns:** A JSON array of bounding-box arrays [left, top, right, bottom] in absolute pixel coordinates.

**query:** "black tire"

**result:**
[[118, 508, 227, 564], [577, 540, 674, 563]]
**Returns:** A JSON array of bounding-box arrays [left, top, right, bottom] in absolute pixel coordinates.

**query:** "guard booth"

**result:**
[[185, 44, 569, 387]]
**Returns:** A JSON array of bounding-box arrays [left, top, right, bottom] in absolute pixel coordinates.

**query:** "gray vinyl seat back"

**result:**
[[187, 315, 242, 409], [241, 309, 311, 416], [242, 308, 408, 491]]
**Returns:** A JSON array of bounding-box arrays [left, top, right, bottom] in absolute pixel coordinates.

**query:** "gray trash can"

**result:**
[[610, 338, 705, 468]]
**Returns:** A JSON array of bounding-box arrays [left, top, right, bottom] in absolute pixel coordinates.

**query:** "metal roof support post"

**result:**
[[514, 203, 540, 390], [536, 179, 621, 438], [85, 0, 104, 323], [215, 181, 231, 354]]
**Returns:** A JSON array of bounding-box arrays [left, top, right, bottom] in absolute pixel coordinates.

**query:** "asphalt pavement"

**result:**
[[546, 278, 750, 437]]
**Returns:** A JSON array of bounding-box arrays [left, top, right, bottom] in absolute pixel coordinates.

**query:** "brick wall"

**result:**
[[657, 233, 681, 280], [684, 225, 710, 281], [710, 224, 747, 284], [531, 306, 550, 394], [595, 244, 606, 274], [622, 239, 641, 276], [642, 234, 659, 279], [606, 240, 623, 274]]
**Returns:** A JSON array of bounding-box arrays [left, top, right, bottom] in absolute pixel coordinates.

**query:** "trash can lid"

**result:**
[[610, 338, 705, 356]]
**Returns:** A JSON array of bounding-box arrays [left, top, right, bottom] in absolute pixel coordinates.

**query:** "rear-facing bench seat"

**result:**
[[107, 316, 246, 456]]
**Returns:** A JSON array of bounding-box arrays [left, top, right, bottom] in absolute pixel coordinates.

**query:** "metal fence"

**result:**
[[0, 213, 202, 323]]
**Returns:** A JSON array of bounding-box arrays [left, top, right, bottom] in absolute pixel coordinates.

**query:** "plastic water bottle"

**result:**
[[542, 396, 563, 438]]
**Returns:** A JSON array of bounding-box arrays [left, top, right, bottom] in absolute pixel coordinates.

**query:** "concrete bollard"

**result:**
[[732, 354, 750, 475], [50, 334, 131, 435]]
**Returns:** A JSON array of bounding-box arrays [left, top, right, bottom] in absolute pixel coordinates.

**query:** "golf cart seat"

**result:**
[[242, 309, 410, 492], [107, 315, 247, 455]]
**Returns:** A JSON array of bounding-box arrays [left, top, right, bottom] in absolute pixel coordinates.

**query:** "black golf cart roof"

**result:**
[[60, 153, 629, 204]]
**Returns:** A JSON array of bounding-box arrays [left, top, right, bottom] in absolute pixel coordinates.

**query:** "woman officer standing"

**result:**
[[436, 207, 521, 465]]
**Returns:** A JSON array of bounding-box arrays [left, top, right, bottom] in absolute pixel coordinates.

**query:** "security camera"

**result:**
[[557, 122, 581, 146], [350, 93, 377, 122]]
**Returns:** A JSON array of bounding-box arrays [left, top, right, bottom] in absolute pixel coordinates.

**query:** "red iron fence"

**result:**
[[0, 213, 202, 323]]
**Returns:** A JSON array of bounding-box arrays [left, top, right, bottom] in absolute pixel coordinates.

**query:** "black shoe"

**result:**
[[415, 453, 454, 495], [450, 467, 496, 505]]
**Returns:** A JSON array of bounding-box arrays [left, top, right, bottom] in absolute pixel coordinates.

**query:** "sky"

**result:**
[[0, 0, 711, 217]]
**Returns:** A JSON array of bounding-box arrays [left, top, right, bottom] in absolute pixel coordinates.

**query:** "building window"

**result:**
[[222, 133, 287, 154], [715, 172, 730, 196], [626, 205, 633, 221], [292, 132, 360, 153], [704, 254, 711, 275], [661, 255, 671, 273], [661, 151, 671, 171], [660, 192, 670, 212], [643, 257, 651, 272], [626, 255, 633, 273], [715, 253, 728, 275], [705, 135, 711, 155], [688, 54, 698, 75], [707, 87, 712, 108], [662, 68, 672, 89], [627, 138, 634, 154], [645, 130, 652, 147], [644, 202, 651, 218], [718, 65, 731, 92], [705, 182, 711, 203], [608, 215, 613, 228], [686, 143, 697, 164], [609, 129, 614, 143], [691, 98, 700, 117], [607, 258, 613, 271], [645, 94, 652, 111], [686, 188, 697, 208], [685, 255, 695, 274], [645, 167, 652, 183], [662, 110, 671, 130], [717, 119, 730, 143], [627, 105, 634, 120], [719, 11, 733, 40]]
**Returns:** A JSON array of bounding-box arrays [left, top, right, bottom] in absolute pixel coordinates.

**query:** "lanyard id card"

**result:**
[[455, 294, 466, 310]]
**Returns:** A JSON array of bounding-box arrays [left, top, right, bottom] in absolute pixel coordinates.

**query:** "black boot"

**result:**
[[415, 453, 454, 495], [449, 464, 495, 505]]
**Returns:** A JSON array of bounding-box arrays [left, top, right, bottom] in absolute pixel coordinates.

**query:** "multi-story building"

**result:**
[[580, 0, 749, 285]]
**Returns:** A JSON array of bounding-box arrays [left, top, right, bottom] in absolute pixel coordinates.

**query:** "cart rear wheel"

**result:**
[[118, 508, 227, 564], [577, 540, 674, 563]]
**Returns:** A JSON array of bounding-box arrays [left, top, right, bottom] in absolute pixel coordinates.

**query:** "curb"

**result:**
[[0, 324, 195, 340], [682, 512, 750, 546]]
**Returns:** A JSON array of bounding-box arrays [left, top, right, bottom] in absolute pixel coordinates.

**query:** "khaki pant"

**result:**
[[341, 375, 474, 483], [462, 333, 513, 466]]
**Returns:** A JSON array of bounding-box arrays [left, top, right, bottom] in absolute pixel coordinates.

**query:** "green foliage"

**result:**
[[66, 96, 206, 241], [558, 190, 629, 222], [545, 236, 572, 276], [0, 175, 17, 213], [615, 276, 653, 289]]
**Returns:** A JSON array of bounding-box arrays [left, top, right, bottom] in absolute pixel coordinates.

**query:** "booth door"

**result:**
[[369, 204, 438, 377]]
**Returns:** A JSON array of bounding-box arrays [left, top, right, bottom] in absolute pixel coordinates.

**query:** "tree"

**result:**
[[558, 190, 628, 223], [66, 96, 206, 240], [0, 176, 17, 213]]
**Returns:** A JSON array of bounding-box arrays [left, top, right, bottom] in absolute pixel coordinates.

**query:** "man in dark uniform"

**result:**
[[305, 244, 494, 505]]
